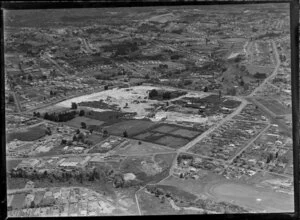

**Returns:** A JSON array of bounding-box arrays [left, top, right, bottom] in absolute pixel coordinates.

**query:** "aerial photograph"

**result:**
[[4, 3, 295, 216]]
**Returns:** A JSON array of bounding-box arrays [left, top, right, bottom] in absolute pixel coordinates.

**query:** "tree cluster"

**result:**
[[71, 102, 78, 109], [44, 110, 76, 122]]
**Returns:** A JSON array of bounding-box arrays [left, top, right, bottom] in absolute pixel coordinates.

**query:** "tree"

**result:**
[[81, 122, 87, 129], [148, 89, 158, 99], [240, 79, 245, 86], [79, 110, 85, 116], [162, 91, 171, 100], [104, 85, 109, 90], [184, 80, 193, 86], [267, 153, 274, 163], [27, 74, 33, 81], [8, 94, 14, 103], [145, 74, 150, 79], [123, 130, 128, 137], [103, 129, 109, 137], [46, 127, 52, 135], [71, 102, 78, 109], [113, 174, 124, 188], [203, 86, 208, 92], [44, 112, 49, 120]]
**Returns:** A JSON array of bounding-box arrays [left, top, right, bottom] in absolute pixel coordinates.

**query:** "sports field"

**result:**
[[206, 182, 293, 212]]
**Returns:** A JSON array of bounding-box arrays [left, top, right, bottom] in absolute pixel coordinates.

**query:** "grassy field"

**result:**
[[64, 116, 104, 129], [257, 98, 290, 115], [154, 135, 189, 149], [10, 193, 26, 209], [104, 119, 156, 137], [154, 184, 198, 201], [114, 139, 175, 156], [85, 111, 130, 126], [207, 182, 293, 212], [6, 124, 46, 143], [137, 189, 181, 215], [131, 123, 200, 149], [7, 177, 27, 190], [170, 128, 199, 139], [6, 159, 22, 171], [85, 133, 105, 145], [160, 172, 222, 199], [133, 132, 189, 149], [152, 125, 177, 133]]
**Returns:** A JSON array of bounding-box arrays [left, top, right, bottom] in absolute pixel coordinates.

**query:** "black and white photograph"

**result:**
[[2, 0, 299, 218]]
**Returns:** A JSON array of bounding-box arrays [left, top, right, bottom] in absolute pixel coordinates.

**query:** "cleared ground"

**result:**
[[55, 86, 179, 118]]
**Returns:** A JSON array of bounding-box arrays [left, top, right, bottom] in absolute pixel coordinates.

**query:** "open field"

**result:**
[[6, 124, 47, 143], [133, 132, 190, 149], [206, 182, 293, 213], [85, 111, 128, 125], [160, 173, 222, 199], [154, 135, 190, 149], [114, 139, 175, 156], [7, 177, 27, 190], [160, 172, 293, 213], [6, 159, 22, 171], [256, 98, 290, 116], [64, 116, 104, 129], [132, 123, 202, 149], [104, 119, 156, 137], [10, 193, 26, 209], [155, 184, 198, 201], [137, 188, 182, 215]]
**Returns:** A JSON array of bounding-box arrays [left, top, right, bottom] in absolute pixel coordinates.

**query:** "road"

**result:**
[[43, 53, 68, 75], [227, 124, 271, 164], [249, 40, 280, 96], [12, 91, 22, 113]]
